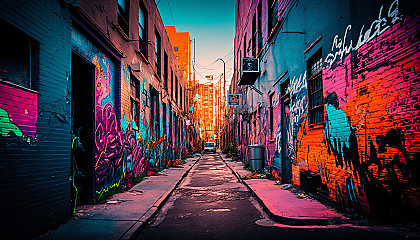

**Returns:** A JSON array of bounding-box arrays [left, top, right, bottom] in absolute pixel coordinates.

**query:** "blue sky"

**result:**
[[156, 0, 235, 84]]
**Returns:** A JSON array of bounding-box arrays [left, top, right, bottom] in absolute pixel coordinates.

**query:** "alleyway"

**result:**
[[136, 154, 418, 240]]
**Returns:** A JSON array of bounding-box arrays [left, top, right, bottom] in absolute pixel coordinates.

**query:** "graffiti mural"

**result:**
[[325, 0, 402, 68], [289, 71, 309, 162], [71, 27, 181, 202], [233, 0, 419, 220], [319, 6, 420, 219]]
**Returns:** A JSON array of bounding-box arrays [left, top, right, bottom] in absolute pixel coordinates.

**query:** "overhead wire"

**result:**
[[166, 0, 176, 26], [194, 48, 234, 70]]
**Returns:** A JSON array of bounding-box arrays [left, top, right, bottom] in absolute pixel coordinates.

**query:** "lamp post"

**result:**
[[217, 58, 226, 150], [217, 58, 226, 103]]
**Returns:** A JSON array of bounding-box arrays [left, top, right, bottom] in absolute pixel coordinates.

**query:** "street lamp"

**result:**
[[217, 58, 226, 149], [217, 58, 226, 98]]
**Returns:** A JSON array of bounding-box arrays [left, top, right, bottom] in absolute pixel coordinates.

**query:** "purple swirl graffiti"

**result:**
[[95, 102, 123, 190]]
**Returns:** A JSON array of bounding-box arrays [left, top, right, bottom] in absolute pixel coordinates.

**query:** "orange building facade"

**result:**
[[165, 26, 191, 83], [197, 83, 216, 141]]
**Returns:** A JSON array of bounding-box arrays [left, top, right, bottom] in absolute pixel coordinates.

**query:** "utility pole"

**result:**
[[193, 39, 195, 83], [217, 58, 226, 149], [219, 75, 222, 148]]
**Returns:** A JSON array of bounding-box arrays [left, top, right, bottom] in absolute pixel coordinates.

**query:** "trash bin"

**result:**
[[248, 145, 263, 171]]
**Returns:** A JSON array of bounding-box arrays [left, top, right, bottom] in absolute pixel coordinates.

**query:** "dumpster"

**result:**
[[248, 145, 263, 171]]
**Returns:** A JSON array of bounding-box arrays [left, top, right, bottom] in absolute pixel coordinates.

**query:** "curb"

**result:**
[[120, 156, 201, 240], [218, 154, 334, 226]]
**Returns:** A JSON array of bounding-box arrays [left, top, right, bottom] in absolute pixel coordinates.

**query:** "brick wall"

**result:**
[[234, 0, 420, 220], [0, 0, 72, 239], [74, 0, 187, 202]]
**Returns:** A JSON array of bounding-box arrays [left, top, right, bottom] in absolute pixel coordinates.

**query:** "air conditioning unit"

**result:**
[[239, 57, 259, 85]]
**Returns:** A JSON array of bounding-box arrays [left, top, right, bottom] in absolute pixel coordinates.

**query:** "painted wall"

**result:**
[[318, 2, 420, 219], [73, 0, 189, 203], [0, 1, 72, 239], [166, 26, 192, 85], [72, 28, 166, 202], [233, 0, 420, 220], [0, 81, 37, 141]]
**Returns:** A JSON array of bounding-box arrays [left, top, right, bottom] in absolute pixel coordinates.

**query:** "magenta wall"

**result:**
[[0, 81, 37, 140]]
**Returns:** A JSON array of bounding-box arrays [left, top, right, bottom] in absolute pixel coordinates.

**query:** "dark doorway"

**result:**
[[71, 52, 94, 206], [281, 79, 292, 183]]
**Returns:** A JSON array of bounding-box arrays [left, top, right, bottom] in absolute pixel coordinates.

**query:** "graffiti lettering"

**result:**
[[289, 71, 308, 158], [325, 0, 401, 67]]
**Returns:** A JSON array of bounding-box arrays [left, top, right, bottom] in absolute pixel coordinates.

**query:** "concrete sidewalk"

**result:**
[[218, 151, 347, 226], [40, 155, 200, 240]]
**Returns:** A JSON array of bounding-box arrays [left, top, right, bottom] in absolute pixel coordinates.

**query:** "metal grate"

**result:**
[[308, 53, 324, 125]]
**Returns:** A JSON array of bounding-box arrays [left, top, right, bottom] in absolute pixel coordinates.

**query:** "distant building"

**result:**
[[165, 26, 191, 85], [197, 83, 216, 141], [165, 26, 197, 150]]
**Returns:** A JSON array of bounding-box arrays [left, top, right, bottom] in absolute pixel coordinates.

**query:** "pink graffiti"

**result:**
[[0, 81, 37, 138], [95, 102, 123, 188], [122, 131, 150, 187]]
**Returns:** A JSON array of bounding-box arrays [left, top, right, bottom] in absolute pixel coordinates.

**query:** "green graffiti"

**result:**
[[94, 177, 124, 203], [0, 107, 23, 137]]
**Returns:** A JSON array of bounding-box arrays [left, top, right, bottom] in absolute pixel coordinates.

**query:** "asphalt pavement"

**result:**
[[136, 153, 419, 240], [39, 155, 200, 240], [38, 152, 419, 240]]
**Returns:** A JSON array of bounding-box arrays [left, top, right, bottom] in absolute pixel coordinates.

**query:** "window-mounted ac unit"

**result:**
[[239, 57, 259, 85]]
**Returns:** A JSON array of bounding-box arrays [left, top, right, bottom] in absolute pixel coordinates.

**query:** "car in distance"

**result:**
[[204, 142, 216, 153]]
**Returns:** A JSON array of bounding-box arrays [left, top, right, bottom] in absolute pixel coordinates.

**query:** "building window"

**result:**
[[155, 30, 161, 77], [307, 50, 324, 125], [180, 86, 183, 109], [130, 75, 140, 129], [150, 87, 160, 137], [268, 0, 278, 34], [174, 47, 178, 51], [163, 103, 167, 137], [175, 76, 178, 104], [257, 1, 262, 53], [164, 52, 168, 90], [170, 68, 173, 98], [0, 20, 37, 89], [252, 111, 257, 134], [281, 78, 291, 97], [117, 0, 129, 36], [138, 4, 147, 55], [243, 34, 247, 57], [252, 14, 256, 57], [269, 93, 274, 140]]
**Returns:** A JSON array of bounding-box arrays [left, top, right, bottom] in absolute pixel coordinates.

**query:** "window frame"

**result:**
[[243, 33, 247, 58], [150, 86, 160, 138], [130, 74, 140, 129], [138, 3, 147, 56], [175, 76, 178, 104], [180, 86, 183, 109], [307, 50, 324, 126], [0, 19, 38, 90], [257, 1, 263, 54], [155, 30, 161, 78], [268, 0, 279, 34], [170, 68, 174, 99], [164, 51, 168, 90], [269, 92, 275, 140], [252, 14, 256, 57], [117, 0, 129, 36]]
